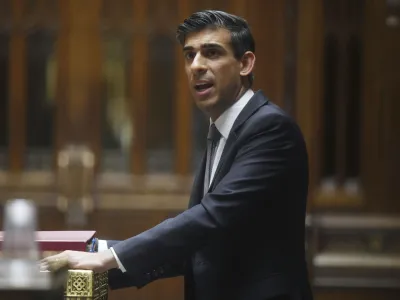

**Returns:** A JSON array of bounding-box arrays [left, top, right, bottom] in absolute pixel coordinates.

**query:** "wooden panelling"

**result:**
[[248, 0, 286, 108], [306, 0, 365, 209], [295, 0, 324, 210], [59, 0, 102, 168], [314, 289, 400, 300], [8, 0, 26, 172], [282, 0, 298, 117], [1, 1, 400, 299], [361, 0, 383, 212], [231, 0, 247, 16], [54, 0, 69, 168], [329, 1, 349, 186], [361, 0, 400, 213], [131, 0, 149, 174], [174, 0, 192, 175], [320, 0, 364, 189]]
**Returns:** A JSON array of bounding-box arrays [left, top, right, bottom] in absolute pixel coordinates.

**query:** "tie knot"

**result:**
[[207, 124, 221, 142]]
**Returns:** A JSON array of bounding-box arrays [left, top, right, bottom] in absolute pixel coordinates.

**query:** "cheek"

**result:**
[[184, 67, 191, 81], [217, 65, 241, 87]]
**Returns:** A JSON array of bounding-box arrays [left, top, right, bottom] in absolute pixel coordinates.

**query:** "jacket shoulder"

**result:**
[[244, 100, 300, 135]]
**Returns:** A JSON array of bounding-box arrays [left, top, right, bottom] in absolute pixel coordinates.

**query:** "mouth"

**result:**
[[193, 82, 214, 97]]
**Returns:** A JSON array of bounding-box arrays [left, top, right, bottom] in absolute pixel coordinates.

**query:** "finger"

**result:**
[[45, 253, 69, 272], [39, 254, 58, 271], [41, 251, 65, 263], [39, 261, 49, 272]]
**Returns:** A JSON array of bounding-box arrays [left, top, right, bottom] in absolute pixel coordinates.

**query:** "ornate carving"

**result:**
[[65, 270, 108, 300], [57, 145, 96, 226]]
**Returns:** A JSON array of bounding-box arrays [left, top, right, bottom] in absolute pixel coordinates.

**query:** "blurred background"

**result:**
[[0, 0, 399, 299]]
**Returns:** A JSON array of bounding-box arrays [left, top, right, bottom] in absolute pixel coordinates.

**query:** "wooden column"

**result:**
[[247, 0, 286, 108], [329, 1, 348, 186], [174, 0, 191, 175], [8, 0, 26, 172], [54, 0, 70, 168], [131, 0, 149, 175], [283, 0, 299, 117], [295, 0, 324, 209], [55, 0, 102, 169], [362, 0, 400, 212], [361, 0, 381, 211]]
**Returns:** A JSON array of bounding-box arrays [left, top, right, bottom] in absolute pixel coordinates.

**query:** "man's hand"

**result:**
[[40, 249, 118, 273]]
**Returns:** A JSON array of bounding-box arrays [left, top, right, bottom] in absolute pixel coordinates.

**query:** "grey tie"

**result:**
[[204, 124, 221, 196]]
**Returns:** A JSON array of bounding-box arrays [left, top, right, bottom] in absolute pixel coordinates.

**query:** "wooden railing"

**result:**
[[0, 0, 399, 214], [307, 213, 400, 289]]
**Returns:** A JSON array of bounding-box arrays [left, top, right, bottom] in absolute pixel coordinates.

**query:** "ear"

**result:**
[[240, 51, 256, 77]]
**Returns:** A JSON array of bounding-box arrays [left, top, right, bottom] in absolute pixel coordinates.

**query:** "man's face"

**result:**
[[183, 28, 243, 120]]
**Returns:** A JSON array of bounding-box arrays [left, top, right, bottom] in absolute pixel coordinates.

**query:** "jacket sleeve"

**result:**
[[106, 240, 186, 290], [111, 113, 303, 287]]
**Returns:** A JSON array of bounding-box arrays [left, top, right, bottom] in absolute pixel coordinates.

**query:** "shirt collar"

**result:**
[[212, 89, 254, 139]]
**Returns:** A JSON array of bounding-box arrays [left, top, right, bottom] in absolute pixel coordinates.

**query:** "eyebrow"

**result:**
[[183, 43, 225, 52]]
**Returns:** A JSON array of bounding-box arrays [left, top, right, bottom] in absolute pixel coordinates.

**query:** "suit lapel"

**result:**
[[189, 91, 269, 205], [188, 150, 207, 208], [208, 91, 268, 191]]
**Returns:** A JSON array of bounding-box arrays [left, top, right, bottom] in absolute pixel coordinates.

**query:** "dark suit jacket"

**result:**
[[107, 90, 313, 300]]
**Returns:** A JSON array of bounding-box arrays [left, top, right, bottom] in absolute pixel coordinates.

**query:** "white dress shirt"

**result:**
[[99, 88, 254, 273], [209, 88, 254, 185]]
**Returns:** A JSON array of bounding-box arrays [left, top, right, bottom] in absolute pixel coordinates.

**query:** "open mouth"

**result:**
[[194, 82, 213, 92]]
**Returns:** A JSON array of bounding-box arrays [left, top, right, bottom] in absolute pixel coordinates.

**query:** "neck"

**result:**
[[236, 86, 248, 102], [210, 86, 248, 122]]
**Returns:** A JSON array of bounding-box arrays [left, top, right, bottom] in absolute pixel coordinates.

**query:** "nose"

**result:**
[[190, 53, 207, 75]]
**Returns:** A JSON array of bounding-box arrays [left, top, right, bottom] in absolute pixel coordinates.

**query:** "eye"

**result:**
[[184, 52, 195, 60], [205, 49, 218, 58]]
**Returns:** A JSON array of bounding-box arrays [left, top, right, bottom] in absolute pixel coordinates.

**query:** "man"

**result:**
[[41, 10, 312, 300]]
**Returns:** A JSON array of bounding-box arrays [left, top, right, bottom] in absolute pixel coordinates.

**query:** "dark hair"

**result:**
[[176, 10, 255, 86]]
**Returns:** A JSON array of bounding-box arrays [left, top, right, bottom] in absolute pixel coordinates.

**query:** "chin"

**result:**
[[196, 97, 217, 112]]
